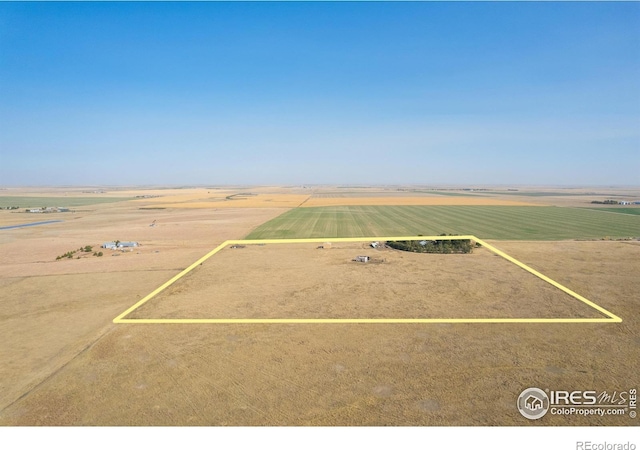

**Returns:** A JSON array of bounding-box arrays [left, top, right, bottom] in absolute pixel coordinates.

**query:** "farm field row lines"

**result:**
[[246, 205, 640, 240]]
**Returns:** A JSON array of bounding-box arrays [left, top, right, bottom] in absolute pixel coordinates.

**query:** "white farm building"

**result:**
[[102, 241, 139, 250]]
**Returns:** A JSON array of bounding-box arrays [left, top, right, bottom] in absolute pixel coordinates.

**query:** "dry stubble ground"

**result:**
[[1, 238, 638, 425], [128, 243, 604, 320], [0, 202, 284, 414]]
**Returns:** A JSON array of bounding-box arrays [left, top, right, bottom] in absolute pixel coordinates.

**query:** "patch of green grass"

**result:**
[[246, 206, 640, 240], [580, 207, 640, 216], [0, 196, 133, 208]]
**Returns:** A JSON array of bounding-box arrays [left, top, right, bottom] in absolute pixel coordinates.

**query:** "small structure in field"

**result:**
[[353, 255, 370, 263], [370, 242, 379, 248], [102, 241, 139, 250], [26, 207, 70, 213]]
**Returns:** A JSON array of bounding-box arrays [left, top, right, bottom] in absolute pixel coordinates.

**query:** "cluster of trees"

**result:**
[[56, 245, 102, 260], [591, 200, 620, 204], [387, 234, 474, 254], [56, 250, 77, 260], [0, 206, 19, 210]]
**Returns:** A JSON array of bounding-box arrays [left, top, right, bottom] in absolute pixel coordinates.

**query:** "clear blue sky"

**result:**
[[1, 2, 639, 186]]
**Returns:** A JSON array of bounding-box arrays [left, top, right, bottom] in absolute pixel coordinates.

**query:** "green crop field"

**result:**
[[581, 207, 640, 216], [245, 205, 640, 240], [0, 196, 133, 208]]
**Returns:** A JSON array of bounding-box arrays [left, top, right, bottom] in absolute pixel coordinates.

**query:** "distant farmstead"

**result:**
[[25, 206, 71, 213], [102, 241, 139, 250]]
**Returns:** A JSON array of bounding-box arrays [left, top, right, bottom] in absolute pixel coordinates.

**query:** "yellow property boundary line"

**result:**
[[113, 236, 622, 324]]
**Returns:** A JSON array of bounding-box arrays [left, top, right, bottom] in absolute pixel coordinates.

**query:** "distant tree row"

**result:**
[[591, 200, 619, 204], [387, 234, 474, 254], [56, 245, 102, 260]]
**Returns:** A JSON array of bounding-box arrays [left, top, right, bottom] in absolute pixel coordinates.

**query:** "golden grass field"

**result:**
[[138, 193, 540, 209], [0, 186, 638, 426], [156, 195, 311, 209], [301, 197, 540, 207], [127, 242, 604, 321]]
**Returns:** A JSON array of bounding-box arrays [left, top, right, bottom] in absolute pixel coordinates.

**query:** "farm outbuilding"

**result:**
[[102, 241, 139, 250]]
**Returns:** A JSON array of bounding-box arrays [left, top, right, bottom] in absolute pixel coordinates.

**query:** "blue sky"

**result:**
[[0, 2, 639, 186]]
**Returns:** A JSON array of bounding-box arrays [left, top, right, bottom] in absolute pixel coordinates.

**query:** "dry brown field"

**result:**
[[128, 243, 604, 321], [0, 186, 638, 426], [305, 185, 640, 208], [0, 199, 284, 415], [156, 195, 311, 209], [301, 197, 540, 207]]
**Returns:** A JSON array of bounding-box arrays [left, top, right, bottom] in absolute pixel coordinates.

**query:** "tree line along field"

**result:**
[[245, 205, 640, 240]]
